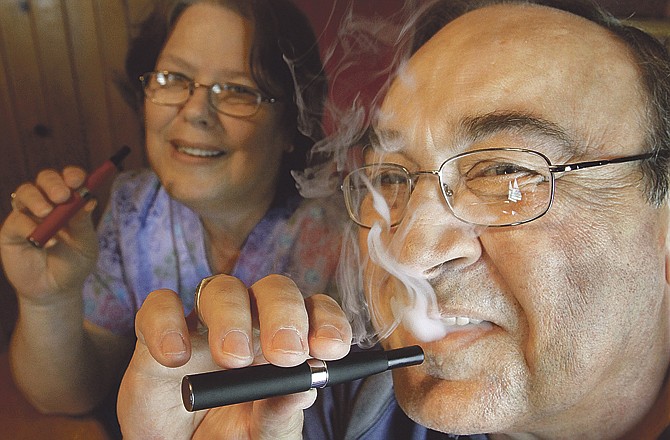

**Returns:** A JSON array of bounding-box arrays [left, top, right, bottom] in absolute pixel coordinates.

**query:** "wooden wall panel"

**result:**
[[65, 0, 118, 169], [0, 22, 22, 157], [86, 0, 144, 168], [0, 0, 148, 350], [0, 0, 57, 171], [32, 0, 87, 162]]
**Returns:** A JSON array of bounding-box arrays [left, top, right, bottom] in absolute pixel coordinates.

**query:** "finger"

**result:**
[[9, 192, 23, 211], [35, 169, 74, 205], [12, 183, 54, 218], [135, 289, 191, 367], [252, 274, 310, 367], [0, 207, 39, 246], [61, 166, 87, 189], [251, 389, 317, 439], [306, 294, 352, 360], [198, 274, 255, 368], [58, 166, 95, 234], [51, 197, 98, 248]]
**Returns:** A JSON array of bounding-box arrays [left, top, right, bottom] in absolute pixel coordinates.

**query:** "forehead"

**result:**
[[377, 4, 646, 158], [159, 3, 252, 74]]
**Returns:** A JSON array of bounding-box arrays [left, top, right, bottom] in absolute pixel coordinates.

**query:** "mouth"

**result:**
[[173, 141, 226, 159], [398, 303, 493, 342], [440, 316, 484, 326]]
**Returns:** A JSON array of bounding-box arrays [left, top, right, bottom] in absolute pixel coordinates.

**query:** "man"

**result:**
[[117, 0, 670, 438]]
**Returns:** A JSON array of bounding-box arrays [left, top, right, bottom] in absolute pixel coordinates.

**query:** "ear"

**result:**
[[284, 143, 295, 154]]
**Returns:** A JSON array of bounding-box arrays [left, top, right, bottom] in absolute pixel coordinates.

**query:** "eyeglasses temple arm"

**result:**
[[549, 152, 655, 173]]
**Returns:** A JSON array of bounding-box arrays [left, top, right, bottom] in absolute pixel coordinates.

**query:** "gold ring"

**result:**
[[194, 275, 218, 330], [10, 192, 18, 210]]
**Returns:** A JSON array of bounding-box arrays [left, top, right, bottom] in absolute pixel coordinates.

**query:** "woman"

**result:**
[[0, 0, 339, 430]]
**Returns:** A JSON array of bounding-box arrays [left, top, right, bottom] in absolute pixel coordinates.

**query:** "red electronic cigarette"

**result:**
[[27, 146, 131, 248]]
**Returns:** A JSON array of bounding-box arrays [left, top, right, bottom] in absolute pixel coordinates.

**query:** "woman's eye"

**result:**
[[223, 84, 254, 96]]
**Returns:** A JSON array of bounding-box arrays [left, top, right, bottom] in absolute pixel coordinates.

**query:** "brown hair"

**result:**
[[123, 0, 328, 202]]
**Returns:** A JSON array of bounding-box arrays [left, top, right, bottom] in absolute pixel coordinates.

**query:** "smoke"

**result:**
[[285, 0, 473, 346], [292, 0, 430, 193]]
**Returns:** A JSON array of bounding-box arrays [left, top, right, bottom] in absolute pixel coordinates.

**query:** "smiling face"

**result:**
[[144, 2, 291, 213], [363, 4, 670, 437]]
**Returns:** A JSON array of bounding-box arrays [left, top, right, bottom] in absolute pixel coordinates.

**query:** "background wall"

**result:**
[[0, 0, 669, 352], [0, 0, 153, 351]]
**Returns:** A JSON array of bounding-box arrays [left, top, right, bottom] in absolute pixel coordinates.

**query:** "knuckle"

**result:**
[[200, 276, 249, 310], [251, 275, 301, 302]]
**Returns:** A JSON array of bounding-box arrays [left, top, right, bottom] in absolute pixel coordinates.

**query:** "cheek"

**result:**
[[235, 114, 290, 159], [359, 227, 419, 337], [486, 199, 666, 400], [144, 103, 173, 135], [143, 105, 176, 160]]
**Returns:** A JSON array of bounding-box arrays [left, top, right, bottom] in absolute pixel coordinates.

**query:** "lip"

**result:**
[[403, 314, 494, 343], [391, 294, 494, 336], [170, 139, 227, 159], [402, 321, 501, 366]]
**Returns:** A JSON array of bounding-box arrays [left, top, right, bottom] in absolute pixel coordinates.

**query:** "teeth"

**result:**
[[177, 146, 224, 157], [442, 316, 483, 326]]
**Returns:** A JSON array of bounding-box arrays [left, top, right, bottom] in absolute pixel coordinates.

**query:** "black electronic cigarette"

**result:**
[[182, 345, 424, 411]]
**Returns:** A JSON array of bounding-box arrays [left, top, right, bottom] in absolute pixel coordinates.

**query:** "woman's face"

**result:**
[[145, 2, 291, 212]]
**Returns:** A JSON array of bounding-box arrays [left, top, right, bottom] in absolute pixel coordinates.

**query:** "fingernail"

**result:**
[[222, 330, 252, 360], [271, 327, 306, 355], [315, 325, 345, 343], [43, 238, 58, 249], [161, 331, 186, 357], [84, 199, 98, 212]]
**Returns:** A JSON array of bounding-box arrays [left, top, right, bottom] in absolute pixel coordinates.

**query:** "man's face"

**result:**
[[363, 4, 670, 436]]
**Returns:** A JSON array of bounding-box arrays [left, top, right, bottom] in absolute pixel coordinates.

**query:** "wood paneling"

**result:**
[[0, 0, 152, 351]]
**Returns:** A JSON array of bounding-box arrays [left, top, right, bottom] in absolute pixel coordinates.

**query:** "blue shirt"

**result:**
[[83, 169, 342, 335]]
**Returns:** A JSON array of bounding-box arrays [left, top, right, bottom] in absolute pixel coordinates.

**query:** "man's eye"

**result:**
[[467, 161, 533, 178], [376, 171, 408, 185]]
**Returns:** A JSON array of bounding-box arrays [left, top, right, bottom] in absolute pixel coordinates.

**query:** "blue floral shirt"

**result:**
[[83, 169, 342, 336]]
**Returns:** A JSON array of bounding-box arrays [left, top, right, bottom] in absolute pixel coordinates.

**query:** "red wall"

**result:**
[[293, 0, 409, 130]]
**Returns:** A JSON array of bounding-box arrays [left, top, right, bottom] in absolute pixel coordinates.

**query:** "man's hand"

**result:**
[[118, 274, 352, 439]]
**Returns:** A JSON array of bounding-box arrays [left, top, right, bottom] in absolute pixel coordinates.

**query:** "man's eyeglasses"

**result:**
[[139, 71, 277, 118], [341, 148, 654, 228]]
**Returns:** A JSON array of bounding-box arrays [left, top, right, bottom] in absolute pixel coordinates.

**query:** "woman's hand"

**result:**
[[118, 274, 352, 440], [0, 166, 99, 301]]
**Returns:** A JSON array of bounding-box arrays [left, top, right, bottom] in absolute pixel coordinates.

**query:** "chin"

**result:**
[[391, 360, 530, 435]]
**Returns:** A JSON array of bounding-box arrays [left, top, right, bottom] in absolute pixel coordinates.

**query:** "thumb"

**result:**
[[68, 197, 98, 233], [250, 390, 317, 439], [43, 198, 98, 249]]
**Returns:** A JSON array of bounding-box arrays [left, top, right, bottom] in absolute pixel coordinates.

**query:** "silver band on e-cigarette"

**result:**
[[307, 358, 328, 388]]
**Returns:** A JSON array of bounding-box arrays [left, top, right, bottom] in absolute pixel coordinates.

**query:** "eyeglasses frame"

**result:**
[[342, 147, 655, 228], [139, 70, 278, 117]]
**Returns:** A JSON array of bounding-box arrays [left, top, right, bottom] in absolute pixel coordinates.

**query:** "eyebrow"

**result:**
[[156, 53, 252, 82], [370, 111, 579, 159], [458, 112, 576, 150], [367, 128, 403, 151]]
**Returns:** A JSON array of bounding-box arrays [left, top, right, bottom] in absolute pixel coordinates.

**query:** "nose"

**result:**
[[391, 176, 483, 275], [181, 84, 217, 128]]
